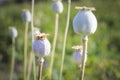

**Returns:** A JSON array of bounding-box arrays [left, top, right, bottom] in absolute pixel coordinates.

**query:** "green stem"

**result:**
[[10, 38, 15, 80], [31, 1, 37, 80], [27, 51, 33, 80], [59, 0, 71, 80], [38, 58, 44, 80], [27, 52, 36, 80], [24, 22, 29, 80], [33, 53, 37, 80], [50, 13, 59, 79], [31, 0, 34, 42], [27, 0, 37, 80], [80, 35, 88, 80]]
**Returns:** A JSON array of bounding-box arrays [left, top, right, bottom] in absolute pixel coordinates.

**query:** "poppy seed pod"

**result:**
[[72, 45, 87, 66], [51, 0, 63, 14], [73, 7, 97, 35], [32, 33, 51, 58], [22, 9, 31, 22], [9, 27, 18, 38]]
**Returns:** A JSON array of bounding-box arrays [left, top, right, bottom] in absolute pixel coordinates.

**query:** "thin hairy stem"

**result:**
[[27, 51, 33, 80], [31, 0, 34, 42], [50, 13, 59, 79], [59, 0, 71, 80], [27, 0, 37, 80], [80, 36, 88, 80], [10, 38, 15, 80], [24, 22, 29, 80], [33, 53, 37, 80], [31, 1, 37, 80], [38, 58, 44, 80]]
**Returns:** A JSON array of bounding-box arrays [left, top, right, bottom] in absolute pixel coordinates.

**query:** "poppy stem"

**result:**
[[10, 38, 15, 80], [24, 22, 29, 80], [38, 58, 44, 80], [59, 0, 71, 80], [50, 13, 59, 79], [80, 35, 88, 80]]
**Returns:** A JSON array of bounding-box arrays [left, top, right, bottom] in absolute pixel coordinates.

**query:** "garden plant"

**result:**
[[0, 0, 120, 80]]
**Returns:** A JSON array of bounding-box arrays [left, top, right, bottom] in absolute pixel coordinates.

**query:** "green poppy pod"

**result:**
[[22, 9, 31, 22], [9, 27, 18, 38], [72, 45, 87, 67], [51, 0, 64, 14], [32, 33, 51, 58], [73, 7, 97, 35]]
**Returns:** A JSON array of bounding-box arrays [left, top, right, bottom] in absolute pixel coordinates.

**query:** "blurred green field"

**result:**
[[0, 0, 120, 80]]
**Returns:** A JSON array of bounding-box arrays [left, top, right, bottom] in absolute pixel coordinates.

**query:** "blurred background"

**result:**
[[0, 0, 120, 80]]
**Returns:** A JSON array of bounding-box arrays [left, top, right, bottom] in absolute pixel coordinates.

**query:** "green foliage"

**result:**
[[0, 0, 120, 80]]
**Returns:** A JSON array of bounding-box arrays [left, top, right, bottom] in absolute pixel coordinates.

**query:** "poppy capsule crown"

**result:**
[[22, 9, 31, 22], [72, 45, 87, 66], [9, 27, 18, 38], [73, 6, 97, 35], [72, 45, 83, 52], [35, 33, 49, 40], [51, 0, 63, 14], [32, 33, 51, 58]]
